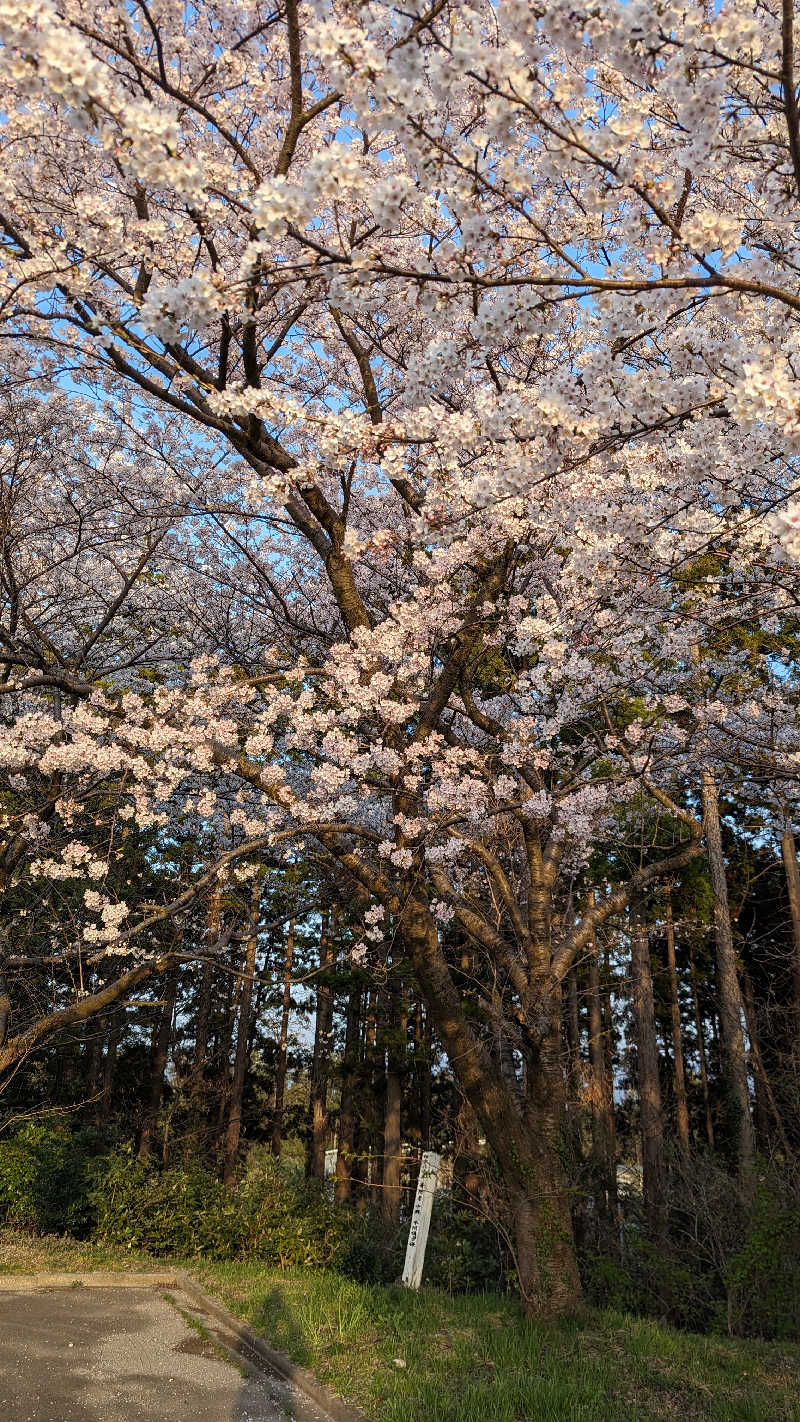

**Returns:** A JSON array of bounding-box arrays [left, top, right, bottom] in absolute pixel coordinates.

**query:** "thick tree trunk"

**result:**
[[779, 813, 800, 1022], [271, 919, 294, 1156], [402, 898, 581, 1318], [587, 918, 617, 1241], [415, 1000, 433, 1150], [223, 882, 260, 1186], [690, 950, 715, 1148], [700, 767, 755, 1178], [630, 908, 666, 1237], [381, 969, 406, 1225], [138, 971, 177, 1161], [335, 979, 361, 1203], [665, 902, 690, 1153], [307, 911, 334, 1180]]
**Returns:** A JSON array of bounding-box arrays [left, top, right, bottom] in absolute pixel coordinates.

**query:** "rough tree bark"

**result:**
[[223, 881, 261, 1186], [586, 914, 617, 1241], [779, 811, 800, 1023], [700, 767, 755, 1179], [402, 896, 582, 1318], [690, 949, 715, 1148], [138, 970, 178, 1161], [271, 918, 294, 1156], [307, 910, 335, 1180], [334, 979, 361, 1204], [630, 907, 666, 1238], [665, 901, 691, 1153]]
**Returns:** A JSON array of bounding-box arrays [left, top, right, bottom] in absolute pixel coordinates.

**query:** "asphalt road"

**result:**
[[0, 1286, 314, 1421]]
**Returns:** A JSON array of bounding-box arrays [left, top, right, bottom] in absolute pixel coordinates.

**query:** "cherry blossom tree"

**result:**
[[1, 0, 800, 1313]]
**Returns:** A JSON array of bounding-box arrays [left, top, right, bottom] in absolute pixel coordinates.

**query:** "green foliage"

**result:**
[[0, 1124, 96, 1237], [424, 1194, 513, 1295], [90, 1152, 249, 1258], [582, 1158, 800, 1341], [582, 1230, 721, 1334], [725, 1185, 800, 1340]]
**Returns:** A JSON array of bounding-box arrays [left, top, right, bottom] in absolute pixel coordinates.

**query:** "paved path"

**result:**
[[0, 1286, 309, 1421]]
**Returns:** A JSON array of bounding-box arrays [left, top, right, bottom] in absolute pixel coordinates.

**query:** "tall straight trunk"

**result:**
[[214, 949, 240, 1143], [0, 952, 10, 1052], [335, 979, 361, 1203], [700, 766, 755, 1178], [193, 962, 214, 1073], [97, 1014, 121, 1124], [565, 966, 582, 1151], [364, 991, 381, 1208], [84, 1018, 104, 1118], [271, 919, 294, 1156], [414, 1001, 433, 1150], [223, 882, 261, 1186], [403, 899, 581, 1318], [602, 942, 616, 1133], [665, 902, 691, 1153], [690, 950, 715, 1148], [630, 908, 666, 1237], [586, 916, 616, 1240], [194, 878, 222, 1078], [381, 968, 405, 1225], [779, 812, 800, 1021], [741, 968, 791, 1155], [307, 910, 335, 1180], [138, 972, 177, 1161]]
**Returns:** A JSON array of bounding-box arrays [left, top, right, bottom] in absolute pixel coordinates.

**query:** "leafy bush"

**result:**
[[581, 1154, 800, 1340], [424, 1193, 514, 1295], [0, 1123, 96, 1236], [725, 1184, 800, 1340], [91, 1152, 250, 1258]]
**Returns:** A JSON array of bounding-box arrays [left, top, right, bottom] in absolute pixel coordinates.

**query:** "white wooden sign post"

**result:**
[[401, 1150, 440, 1289]]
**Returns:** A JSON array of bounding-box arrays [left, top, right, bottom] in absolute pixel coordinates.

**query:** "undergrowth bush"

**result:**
[[0, 1123, 97, 1237], [581, 1153, 800, 1340]]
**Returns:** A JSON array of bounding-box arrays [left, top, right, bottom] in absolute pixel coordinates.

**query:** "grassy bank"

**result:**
[[2, 1229, 798, 1420]]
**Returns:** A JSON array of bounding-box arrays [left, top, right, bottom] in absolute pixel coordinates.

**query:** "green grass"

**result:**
[[186, 1259, 800, 1422], [2, 1231, 798, 1420], [0, 1225, 156, 1274]]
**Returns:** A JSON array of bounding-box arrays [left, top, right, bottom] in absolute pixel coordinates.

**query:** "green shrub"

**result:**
[[0, 1123, 96, 1236], [424, 1193, 513, 1295], [90, 1152, 249, 1258], [725, 1184, 800, 1339]]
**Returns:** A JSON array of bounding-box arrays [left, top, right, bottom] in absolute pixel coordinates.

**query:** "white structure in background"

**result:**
[[401, 1151, 441, 1290]]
